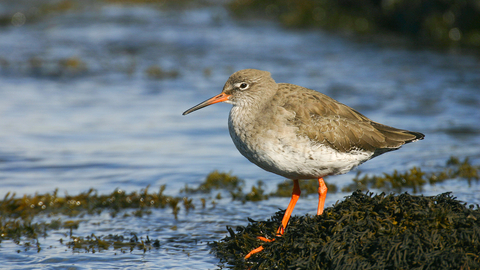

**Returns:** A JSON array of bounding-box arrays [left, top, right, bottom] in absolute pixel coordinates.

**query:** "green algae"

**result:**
[[0, 185, 184, 220], [343, 156, 480, 193], [67, 233, 160, 253], [182, 170, 339, 201], [0, 156, 478, 255], [343, 167, 427, 193], [0, 185, 187, 252], [234, 180, 269, 202], [444, 156, 480, 184], [181, 170, 244, 194], [183, 156, 478, 201], [211, 191, 480, 269], [181, 171, 269, 203]]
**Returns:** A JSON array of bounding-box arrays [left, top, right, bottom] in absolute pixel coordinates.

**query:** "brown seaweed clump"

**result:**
[[228, 0, 480, 51], [211, 191, 480, 270]]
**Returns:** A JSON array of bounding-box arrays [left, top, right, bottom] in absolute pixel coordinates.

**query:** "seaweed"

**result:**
[[0, 185, 188, 252], [211, 191, 480, 269], [228, 0, 480, 51], [181, 170, 245, 194], [0, 185, 183, 220], [0, 156, 478, 256], [67, 233, 160, 253], [343, 156, 479, 193]]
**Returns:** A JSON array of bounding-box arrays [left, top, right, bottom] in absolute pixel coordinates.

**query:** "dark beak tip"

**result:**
[[182, 92, 228, 116]]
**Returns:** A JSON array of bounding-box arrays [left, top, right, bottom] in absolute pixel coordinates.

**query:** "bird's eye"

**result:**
[[239, 83, 248, 90]]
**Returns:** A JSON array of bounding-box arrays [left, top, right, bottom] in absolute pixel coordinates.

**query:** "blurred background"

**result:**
[[0, 0, 479, 268]]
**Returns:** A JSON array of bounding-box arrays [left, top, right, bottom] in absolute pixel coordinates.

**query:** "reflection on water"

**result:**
[[0, 1, 479, 269]]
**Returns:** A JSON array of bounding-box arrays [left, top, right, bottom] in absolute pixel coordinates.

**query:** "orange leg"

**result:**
[[244, 180, 301, 259], [276, 179, 301, 235], [317, 177, 328, 215]]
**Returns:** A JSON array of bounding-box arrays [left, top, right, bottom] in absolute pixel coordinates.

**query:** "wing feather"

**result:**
[[277, 83, 423, 154]]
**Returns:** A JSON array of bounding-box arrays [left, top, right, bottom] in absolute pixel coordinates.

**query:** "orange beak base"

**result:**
[[182, 92, 231, 115]]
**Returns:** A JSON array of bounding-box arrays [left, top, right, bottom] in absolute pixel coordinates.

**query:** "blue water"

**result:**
[[0, 1, 479, 269]]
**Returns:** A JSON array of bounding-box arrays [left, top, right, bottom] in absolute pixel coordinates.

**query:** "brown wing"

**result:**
[[277, 83, 424, 154]]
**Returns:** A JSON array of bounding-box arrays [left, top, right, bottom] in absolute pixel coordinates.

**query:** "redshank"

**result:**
[[182, 69, 424, 259]]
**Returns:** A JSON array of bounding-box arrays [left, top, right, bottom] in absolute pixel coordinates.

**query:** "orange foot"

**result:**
[[244, 178, 328, 260], [244, 179, 301, 259], [244, 235, 275, 259], [244, 244, 264, 259]]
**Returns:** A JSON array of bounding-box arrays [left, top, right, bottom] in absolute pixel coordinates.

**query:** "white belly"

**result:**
[[228, 108, 373, 179]]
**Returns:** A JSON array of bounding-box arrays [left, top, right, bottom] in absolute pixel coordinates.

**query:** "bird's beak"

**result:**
[[182, 92, 231, 115]]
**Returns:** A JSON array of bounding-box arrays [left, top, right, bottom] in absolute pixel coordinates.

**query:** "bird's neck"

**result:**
[[228, 85, 278, 135]]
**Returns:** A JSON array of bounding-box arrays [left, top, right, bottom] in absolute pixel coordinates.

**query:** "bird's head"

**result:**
[[182, 69, 276, 115]]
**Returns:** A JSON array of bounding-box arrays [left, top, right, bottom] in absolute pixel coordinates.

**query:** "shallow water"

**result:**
[[0, 1, 479, 269]]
